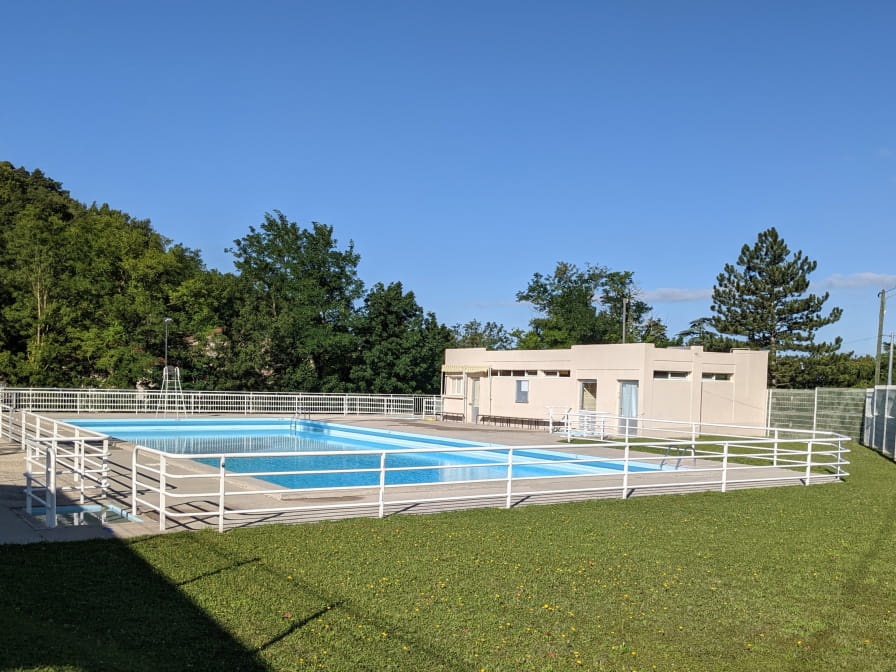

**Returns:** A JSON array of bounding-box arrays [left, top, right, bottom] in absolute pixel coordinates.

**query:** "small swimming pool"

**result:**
[[66, 418, 673, 489]]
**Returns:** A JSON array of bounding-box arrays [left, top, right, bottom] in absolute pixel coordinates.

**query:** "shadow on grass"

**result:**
[[0, 536, 269, 672]]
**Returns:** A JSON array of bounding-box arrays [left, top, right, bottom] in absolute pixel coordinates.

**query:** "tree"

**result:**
[[451, 319, 514, 350], [0, 164, 207, 387], [227, 211, 364, 391], [677, 317, 740, 352], [515, 262, 668, 348], [775, 352, 874, 389], [350, 282, 453, 394], [598, 271, 655, 344], [515, 262, 608, 348], [709, 227, 842, 386]]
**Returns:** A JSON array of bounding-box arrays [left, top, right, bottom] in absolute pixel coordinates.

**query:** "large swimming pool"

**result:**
[[65, 417, 672, 489]]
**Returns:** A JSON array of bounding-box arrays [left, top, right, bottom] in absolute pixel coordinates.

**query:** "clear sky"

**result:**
[[3, 1, 894, 355]]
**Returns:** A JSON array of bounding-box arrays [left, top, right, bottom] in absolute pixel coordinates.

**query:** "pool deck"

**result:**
[[0, 414, 842, 544]]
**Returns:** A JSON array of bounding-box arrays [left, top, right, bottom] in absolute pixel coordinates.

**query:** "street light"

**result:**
[[163, 317, 173, 370]]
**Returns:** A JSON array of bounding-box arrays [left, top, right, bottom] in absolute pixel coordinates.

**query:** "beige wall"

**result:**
[[442, 344, 768, 428]]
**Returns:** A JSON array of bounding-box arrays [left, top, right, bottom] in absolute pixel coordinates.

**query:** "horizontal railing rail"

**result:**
[[0, 387, 442, 417], [6, 403, 852, 533], [15, 411, 111, 528], [129, 429, 851, 533], [548, 409, 850, 444]]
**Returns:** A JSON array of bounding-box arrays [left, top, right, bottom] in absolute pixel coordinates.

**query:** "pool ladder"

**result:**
[[289, 411, 311, 435], [659, 441, 697, 469]]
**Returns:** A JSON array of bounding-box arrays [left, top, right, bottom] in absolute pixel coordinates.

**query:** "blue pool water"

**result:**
[[66, 417, 670, 489]]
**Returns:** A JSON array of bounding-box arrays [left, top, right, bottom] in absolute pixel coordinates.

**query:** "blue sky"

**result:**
[[3, 1, 894, 355]]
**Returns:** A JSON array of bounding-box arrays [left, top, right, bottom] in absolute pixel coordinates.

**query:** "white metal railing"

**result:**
[[549, 409, 847, 444], [5, 403, 851, 532], [128, 427, 850, 533], [16, 410, 111, 528], [0, 387, 442, 417]]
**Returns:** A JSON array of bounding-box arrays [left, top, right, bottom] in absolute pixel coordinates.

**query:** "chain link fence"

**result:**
[[767, 388, 867, 439]]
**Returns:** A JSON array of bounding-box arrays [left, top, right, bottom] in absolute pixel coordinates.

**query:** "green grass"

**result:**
[[2, 442, 895, 671]]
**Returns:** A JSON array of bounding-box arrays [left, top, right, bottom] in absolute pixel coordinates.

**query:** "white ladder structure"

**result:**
[[159, 365, 187, 416]]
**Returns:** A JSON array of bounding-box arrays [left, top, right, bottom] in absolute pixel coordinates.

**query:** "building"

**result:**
[[441, 344, 768, 430]]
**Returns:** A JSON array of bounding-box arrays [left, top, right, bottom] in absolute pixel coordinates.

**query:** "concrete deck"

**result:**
[[0, 415, 842, 544]]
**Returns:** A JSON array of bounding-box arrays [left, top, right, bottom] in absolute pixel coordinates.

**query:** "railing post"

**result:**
[[721, 442, 729, 493], [836, 439, 846, 478], [505, 448, 514, 508], [621, 436, 630, 499], [377, 452, 387, 518], [100, 439, 109, 501], [159, 453, 167, 532], [131, 448, 139, 518], [46, 444, 57, 528], [773, 428, 779, 466], [218, 456, 227, 533], [805, 441, 813, 485], [25, 440, 33, 515]]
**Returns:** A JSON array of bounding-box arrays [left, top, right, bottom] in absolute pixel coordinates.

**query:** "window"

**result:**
[[446, 376, 463, 395], [542, 370, 571, 377], [580, 380, 597, 411], [702, 372, 732, 381], [653, 370, 689, 380], [515, 379, 529, 403]]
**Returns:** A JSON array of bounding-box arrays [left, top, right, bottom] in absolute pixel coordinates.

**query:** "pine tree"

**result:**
[[710, 227, 842, 386]]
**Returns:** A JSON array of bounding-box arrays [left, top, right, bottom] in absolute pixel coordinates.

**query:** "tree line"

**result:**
[[0, 162, 873, 392]]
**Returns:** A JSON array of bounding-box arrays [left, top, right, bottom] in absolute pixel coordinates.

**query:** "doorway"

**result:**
[[619, 380, 639, 435], [468, 377, 481, 423]]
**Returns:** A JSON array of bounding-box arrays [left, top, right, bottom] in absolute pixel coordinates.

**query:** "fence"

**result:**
[[3, 408, 111, 528], [863, 386, 895, 458], [4, 392, 853, 532], [767, 388, 866, 437], [0, 387, 442, 418]]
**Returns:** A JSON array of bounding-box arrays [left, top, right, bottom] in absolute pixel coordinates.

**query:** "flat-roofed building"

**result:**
[[441, 344, 768, 429]]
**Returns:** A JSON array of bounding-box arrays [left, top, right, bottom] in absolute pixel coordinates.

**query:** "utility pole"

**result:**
[[621, 297, 628, 344], [875, 289, 886, 386], [889, 333, 895, 387]]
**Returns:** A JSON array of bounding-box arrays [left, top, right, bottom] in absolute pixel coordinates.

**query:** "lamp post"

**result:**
[[163, 317, 172, 370]]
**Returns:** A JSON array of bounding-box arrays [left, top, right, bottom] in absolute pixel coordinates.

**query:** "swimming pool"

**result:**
[[65, 417, 673, 489]]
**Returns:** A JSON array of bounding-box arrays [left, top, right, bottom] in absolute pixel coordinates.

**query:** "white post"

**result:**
[[218, 456, 227, 533], [100, 439, 109, 501], [721, 442, 729, 493], [46, 445, 57, 528], [505, 448, 514, 509], [621, 435, 630, 498], [25, 440, 33, 515], [805, 441, 813, 485], [377, 452, 387, 518], [773, 428, 779, 466], [159, 453, 167, 532], [131, 448, 139, 518]]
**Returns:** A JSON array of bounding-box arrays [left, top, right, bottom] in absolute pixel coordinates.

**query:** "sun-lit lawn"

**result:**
[[1, 442, 894, 671]]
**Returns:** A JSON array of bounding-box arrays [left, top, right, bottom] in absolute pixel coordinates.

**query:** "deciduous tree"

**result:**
[[227, 211, 364, 391]]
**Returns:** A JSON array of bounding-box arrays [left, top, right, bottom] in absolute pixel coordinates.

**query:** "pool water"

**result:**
[[66, 418, 672, 489]]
